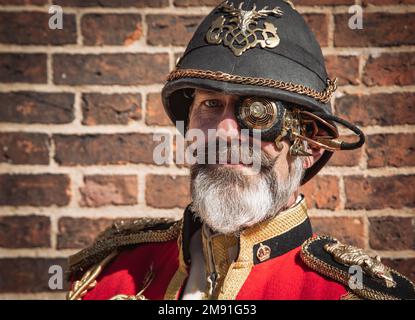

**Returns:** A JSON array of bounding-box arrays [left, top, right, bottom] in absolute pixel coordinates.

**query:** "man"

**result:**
[[66, 0, 414, 300]]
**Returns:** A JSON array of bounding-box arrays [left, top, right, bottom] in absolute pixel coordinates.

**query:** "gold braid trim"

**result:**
[[67, 220, 183, 300], [67, 251, 118, 300], [69, 220, 182, 274], [218, 197, 308, 300], [167, 68, 337, 104], [163, 231, 189, 300], [300, 236, 408, 300], [340, 291, 362, 300]]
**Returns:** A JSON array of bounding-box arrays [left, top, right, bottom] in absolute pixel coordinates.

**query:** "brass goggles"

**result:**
[[235, 97, 365, 156]]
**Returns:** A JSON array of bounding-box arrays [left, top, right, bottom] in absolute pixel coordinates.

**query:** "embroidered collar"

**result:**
[[177, 195, 312, 299]]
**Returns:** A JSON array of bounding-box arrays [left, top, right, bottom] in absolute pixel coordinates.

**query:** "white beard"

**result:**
[[190, 156, 304, 235]]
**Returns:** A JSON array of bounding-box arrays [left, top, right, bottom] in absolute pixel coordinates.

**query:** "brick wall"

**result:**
[[0, 0, 413, 299]]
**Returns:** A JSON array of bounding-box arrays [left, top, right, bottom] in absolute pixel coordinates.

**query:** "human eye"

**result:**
[[201, 99, 222, 108]]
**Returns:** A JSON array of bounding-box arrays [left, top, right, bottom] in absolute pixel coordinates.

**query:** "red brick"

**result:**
[[0, 54, 46, 83], [82, 14, 142, 46], [0, 0, 47, 4], [334, 13, 415, 47], [0, 132, 50, 165], [57, 217, 115, 249], [327, 149, 361, 167], [145, 93, 172, 126], [363, 52, 415, 86], [327, 137, 362, 167], [82, 93, 141, 125], [300, 176, 340, 210], [147, 15, 204, 46], [0, 258, 69, 293], [0, 215, 50, 248], [311, 217, 365, 248], [303, 13, 329, 47], [335, 93, 415, 127], [382, 258, 415, 283], [296, 0, 354, 4], [369, 216, 414, 250], [345, 175, 415, 210], [53, 0, 168, 7], [0, 12, 76, 45], [367, 134, 415, 168], [79, 175, 138, 207], [363, 0, 415, 5], [53, 53, 169, 85], [173, 0, 220, 6], [327, 142, 363, 167], [0, 92, 74, 124], [146, 174, 190, 209], [0, 174, 70, 206], [53, 134, 162, 165], [324, 55, 359, 86]]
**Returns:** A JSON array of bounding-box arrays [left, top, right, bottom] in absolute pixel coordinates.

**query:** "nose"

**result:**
[[216, 98, 240, 140]]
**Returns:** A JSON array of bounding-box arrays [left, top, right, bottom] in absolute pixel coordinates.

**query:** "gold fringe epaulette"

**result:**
[[300, 235, 415, 300], [67, 217, 182, 280]]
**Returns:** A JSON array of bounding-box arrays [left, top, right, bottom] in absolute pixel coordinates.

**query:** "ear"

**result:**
[[302, 144, 325, 170]]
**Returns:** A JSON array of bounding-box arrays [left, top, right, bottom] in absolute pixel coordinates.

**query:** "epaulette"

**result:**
[[67, 217, 182, 279], [300, 235, 415, 300]]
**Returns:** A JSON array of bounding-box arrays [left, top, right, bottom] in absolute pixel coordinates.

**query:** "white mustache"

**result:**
[[192, 138, 275, 169]]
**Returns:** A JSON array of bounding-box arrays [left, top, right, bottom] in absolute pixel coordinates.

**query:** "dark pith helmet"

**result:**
[[161, 0, 364, 184]]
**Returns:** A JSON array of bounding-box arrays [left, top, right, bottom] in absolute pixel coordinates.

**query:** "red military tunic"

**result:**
[[67, 195, 414, 300]]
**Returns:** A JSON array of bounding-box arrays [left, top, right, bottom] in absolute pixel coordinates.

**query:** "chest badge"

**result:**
[[256, 242, 272, 262], [206, 1, 284, 56]]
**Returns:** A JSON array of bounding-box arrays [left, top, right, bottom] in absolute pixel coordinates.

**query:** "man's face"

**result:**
[[188, 88, 293, 181], [187, 88, 314, 235]]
